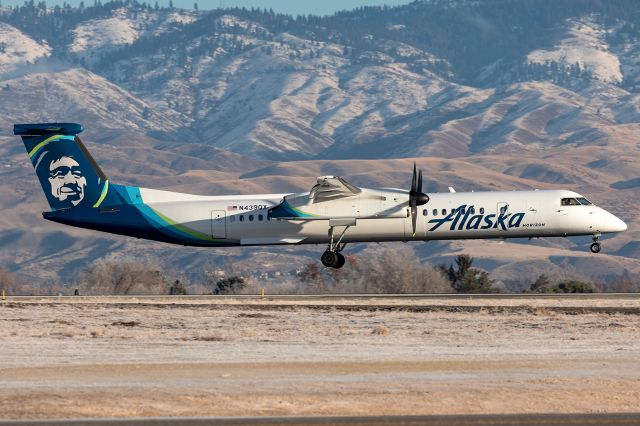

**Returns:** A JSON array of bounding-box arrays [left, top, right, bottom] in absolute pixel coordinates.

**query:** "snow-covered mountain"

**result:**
[[70, 8, 198, 64], [0, 0, 638, 288], [0, 22, 50, 76], [527, 17, 623, 84]]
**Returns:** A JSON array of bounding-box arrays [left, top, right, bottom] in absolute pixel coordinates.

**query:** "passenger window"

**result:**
[[249, 214, 254, 222], [451, 208, 455, 214], [239, 215, 244, 222], [442, 209, 446, 215], [258, 214, 264, 221], [433, 209, 438, 216], [470, 207, 475, 214], [480, 207, 485, 214], [422, 209, 428, 216], [500, 205, 508, 214], [460, 207, 466, 214]]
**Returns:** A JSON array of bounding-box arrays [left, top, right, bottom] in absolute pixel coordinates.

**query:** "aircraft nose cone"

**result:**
[[615, 217, 628, 232], [607, 213, 627, 233]]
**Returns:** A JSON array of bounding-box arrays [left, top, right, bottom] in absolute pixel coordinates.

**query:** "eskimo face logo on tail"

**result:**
[[33, 146, 92, 209], [47, 156, 86, 206], [428, 204, 525, 232]]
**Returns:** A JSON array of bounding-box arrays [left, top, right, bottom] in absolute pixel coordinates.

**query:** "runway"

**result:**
[[5, 293, 640, 315], [1, 295, 639, 419], [3, 413, 640, 425], [7, 293, 640, 300]]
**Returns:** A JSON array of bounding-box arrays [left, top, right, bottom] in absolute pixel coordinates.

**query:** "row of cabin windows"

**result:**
[[422, 207, 487, 217], [229, 214, 265, 223]]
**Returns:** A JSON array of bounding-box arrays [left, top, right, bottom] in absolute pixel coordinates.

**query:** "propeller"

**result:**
[[409, 162, 430, 236]]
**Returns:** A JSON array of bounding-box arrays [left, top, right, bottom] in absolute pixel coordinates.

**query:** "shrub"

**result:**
[[554, 280, 596, 293], [439, 254, 497, 293], [80, 257, 170, 295], [301, 245, 452, 294], [527, 274, 596, 293], [213, 276, 246, 295], [0, 267, 24, 294], [169, 280, 188, 295]]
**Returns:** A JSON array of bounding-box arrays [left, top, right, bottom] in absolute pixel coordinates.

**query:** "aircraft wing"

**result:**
[[309, 176, 361, 201]]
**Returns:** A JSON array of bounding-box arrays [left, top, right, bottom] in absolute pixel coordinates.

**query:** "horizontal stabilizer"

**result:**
[[14, 123, 84, 136]]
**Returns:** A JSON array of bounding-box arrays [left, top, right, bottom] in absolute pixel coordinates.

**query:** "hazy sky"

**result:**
[[1, 0, 414, 16]]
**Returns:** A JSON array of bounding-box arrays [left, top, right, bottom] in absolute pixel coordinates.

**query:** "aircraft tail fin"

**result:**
[[14, 123, 111, 210]]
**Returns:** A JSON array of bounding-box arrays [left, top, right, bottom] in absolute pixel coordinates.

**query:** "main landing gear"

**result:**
[[321, 250, 345, 269], [321, 224, 350, 269], [590, 233, 601, 254]]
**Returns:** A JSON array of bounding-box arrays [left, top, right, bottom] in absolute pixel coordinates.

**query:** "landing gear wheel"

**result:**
[[590, 242, 601, 254], [335, 253, 346, 269], [321, 250, 340, 268]]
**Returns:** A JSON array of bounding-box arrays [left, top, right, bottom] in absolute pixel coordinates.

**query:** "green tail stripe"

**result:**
[[92, 180, 109, 208], [150, 207, 216, 241], [28, 134, 63, 158]]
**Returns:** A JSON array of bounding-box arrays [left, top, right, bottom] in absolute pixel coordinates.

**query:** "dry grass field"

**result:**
[[0, 296, 639, 419]]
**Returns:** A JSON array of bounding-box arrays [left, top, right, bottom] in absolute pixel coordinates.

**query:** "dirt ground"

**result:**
[[0, 296, 639, 419]]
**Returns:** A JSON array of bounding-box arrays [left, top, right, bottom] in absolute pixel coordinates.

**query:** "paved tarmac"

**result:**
[[2, 295, 638, 421], [6, 293, 640, 301], [3, 414, 640, 426], [4, 293, 640, 315]]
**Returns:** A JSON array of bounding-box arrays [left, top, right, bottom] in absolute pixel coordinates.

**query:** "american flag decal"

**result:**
[[227, 205, 238, 211]]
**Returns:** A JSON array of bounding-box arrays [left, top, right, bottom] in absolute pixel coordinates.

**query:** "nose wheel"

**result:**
[[590, 234, 601, 254]]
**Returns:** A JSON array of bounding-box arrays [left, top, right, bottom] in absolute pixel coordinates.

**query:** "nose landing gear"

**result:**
[[590, 234, 601, 254]]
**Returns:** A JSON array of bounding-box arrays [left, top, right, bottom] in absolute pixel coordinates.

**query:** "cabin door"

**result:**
[[211, 210, 227, 239]]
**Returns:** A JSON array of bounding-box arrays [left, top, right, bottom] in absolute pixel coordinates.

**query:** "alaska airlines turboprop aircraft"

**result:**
[[15, 123, 627, 269]]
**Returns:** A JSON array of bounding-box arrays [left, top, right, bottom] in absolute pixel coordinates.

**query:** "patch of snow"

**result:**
[[70, 8, 140, 60], [69, 8, 198, 63], [153, 10, 199, 36], [0, 23, 51, 76], [527, 17, 622, 83], [0, 68, 181, 133], [386, 24, 406, 31], [216, 15, 268, 35]]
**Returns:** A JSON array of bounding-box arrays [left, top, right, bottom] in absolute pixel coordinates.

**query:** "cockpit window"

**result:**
[[576, 197, 593, 206], [561, 198, 581, 206]]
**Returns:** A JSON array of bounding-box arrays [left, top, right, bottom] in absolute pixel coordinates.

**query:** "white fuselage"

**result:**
[[139, 187, 627, 246]]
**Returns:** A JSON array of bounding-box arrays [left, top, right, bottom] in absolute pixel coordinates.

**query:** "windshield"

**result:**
[[576, 197, 593, 205], [561, 197, 593, 206]]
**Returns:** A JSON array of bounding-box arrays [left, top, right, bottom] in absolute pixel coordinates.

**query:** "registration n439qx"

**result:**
[[15, 123, 627, 269]]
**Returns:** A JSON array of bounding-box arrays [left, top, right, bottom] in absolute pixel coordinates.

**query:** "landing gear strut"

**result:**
[[590, 234, 601, 254], [321, 225, 350, 269]]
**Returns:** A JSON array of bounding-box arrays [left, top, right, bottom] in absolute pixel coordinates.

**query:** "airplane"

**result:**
[[14, 122, 628, 269]]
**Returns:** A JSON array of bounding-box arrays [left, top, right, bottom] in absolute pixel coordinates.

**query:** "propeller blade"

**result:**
[[411, 206, 417, 236], [409, 162, 429, 216], [411, 162, 417, 192]]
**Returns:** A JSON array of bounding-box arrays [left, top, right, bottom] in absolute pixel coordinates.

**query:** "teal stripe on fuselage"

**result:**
[[114, 185, 227, 246], [43, 184, 235, 247]]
